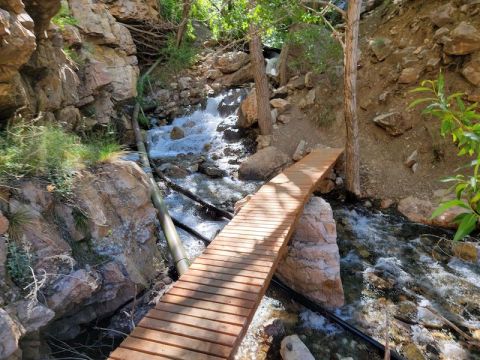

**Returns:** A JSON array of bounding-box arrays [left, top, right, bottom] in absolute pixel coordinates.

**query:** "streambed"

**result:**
[[146, 91, 480, 360]]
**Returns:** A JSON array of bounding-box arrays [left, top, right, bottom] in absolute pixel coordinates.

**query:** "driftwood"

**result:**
[[171, 217, 212, 245], [154, 168, 234, 220], [132, 60, 190, 275]]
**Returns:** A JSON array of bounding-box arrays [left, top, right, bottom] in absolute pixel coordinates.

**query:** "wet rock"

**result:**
[[223, 127, 244, 142], [280, 334, 315, 360], [215, 51, 250, 74], [199, 162, 226, 178], [402, 343, 426, 360], [237, 89, 257, 128], [430, 3, 456, 27], [417, 307, 444, 329], [364, 271, 394, 290], [444, 22, 480, 55], [397, 196, 463, 229], [462, 52, 480, 86], [292, 140, 306, 161], [0, 308, 23, 359], [158, 163, 188, 178], [395, 300, 418, 323], [452, 242, 478, 263], [273, 86, 289, 98], [170, 126, 185, 140], [398, 67, 422, 84], [239, 146, 291, 181], [370, 37, 393, 61], [277, 197, 344, 308], [373, 112, 411, 136], [217, 88, 247, 117]]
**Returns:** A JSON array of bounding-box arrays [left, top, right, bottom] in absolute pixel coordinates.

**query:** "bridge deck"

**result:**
[[109, 148, 344, 360]]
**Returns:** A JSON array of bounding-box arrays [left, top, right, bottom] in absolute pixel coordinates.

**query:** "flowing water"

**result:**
[[146, 91, 480, 360], [58, 90, 480, 359]]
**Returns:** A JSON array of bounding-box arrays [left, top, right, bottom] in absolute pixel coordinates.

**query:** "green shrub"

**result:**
[[0, 121, 123, 194], [6, 207, 33, 241], [52, 2, 78, 29], [409, 74, 480, 241], [6, 240, 33, 288]]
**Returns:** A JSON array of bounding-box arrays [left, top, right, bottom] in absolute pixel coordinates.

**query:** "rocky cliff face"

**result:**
[[0, 0, 143, 131], [0, 160, 166, 359]]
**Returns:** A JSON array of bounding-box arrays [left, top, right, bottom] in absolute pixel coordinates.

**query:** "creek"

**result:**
[[146, 90, 480, 360], [56, 90, 480, 360]]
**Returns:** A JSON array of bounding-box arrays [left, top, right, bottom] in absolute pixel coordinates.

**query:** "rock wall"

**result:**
[[0, 0, 141, 130], [0, 160, 166, 359], [276, 197, 344, 308]]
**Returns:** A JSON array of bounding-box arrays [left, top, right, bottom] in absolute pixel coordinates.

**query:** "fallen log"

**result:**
[[154, 168, 234, 220]]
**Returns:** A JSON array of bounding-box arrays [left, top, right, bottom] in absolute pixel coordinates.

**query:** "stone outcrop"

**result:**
[[238, 146, 291, 181], [397, 195, 464, 229], [276, 197, 344, 308], [1, 160, 166, 355], [102, 0, 159, 23]]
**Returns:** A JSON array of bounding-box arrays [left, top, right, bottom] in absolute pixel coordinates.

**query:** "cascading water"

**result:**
[[146, 90, 479, 360]]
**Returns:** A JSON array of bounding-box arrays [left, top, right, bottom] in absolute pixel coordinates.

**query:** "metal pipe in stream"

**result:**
[[132, 102, 190, 275], [175, 213, 405, 359]]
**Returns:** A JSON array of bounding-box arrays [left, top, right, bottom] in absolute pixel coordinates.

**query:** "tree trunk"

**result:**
[[343, 0, 362, 197], [176, 0, 192, 47], [249, 13, 273, 135]]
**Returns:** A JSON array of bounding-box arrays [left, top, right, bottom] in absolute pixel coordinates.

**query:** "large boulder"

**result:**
[[397, 195, 464, 229], [239, 146, 291, 181], [220, 63, 254, 87], [237, 89, 257, 128], [102, 0, 159, 23], [276, 197, 344, 308], [444, 22, 480, 55], [6, 160, 164, 341], [215, 51, 250, 74]]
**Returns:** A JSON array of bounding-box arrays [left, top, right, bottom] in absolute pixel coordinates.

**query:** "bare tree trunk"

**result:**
[[344, 0, 362, 197], [176, 0, 192, 47], [249, 19, 273, 135]]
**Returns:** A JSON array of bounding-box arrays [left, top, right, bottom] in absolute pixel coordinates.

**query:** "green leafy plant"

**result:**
[[6, 240, 33, 288], [52, 2, 78, 29], [409, 74, 480, 240]]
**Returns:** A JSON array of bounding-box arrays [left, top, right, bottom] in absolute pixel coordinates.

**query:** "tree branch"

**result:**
[[301, 0, 347, 19]]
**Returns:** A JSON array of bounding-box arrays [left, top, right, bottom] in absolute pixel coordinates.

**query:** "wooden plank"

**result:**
[[166, 287, 256, 309], [109, 347, 171, 360], [131, 327, 231, 358], [160, 294, 250, 317], [119, 335, 225, 360], [109, 148, 344, 360], [180, 274, 261, 293], [174, 280, 259, 301], [146, 309, 244, 335], [138, 317, 237, 347], [194, 257, 271, 273], [196, 253, 274, 268], [155, 302, 246, 326]]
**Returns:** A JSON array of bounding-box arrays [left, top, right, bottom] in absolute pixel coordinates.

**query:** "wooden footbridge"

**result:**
[[109, 148, 344, 360]]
